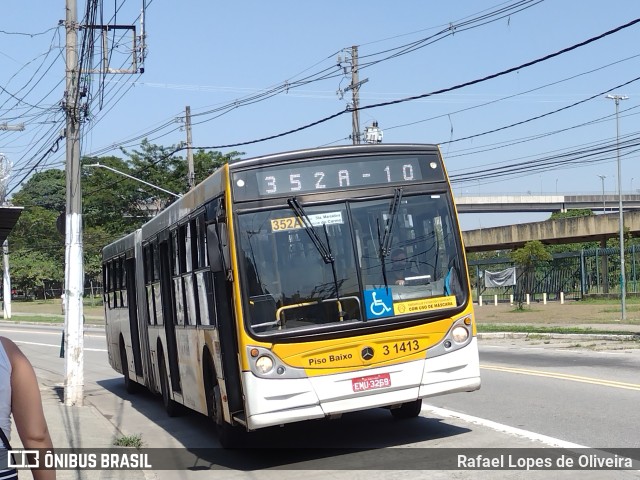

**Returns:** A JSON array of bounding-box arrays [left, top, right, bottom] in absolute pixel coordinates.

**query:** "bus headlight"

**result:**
[[451, 326, 469, 344], [255, 355, 274, 374], [246, 346, 307, 379]]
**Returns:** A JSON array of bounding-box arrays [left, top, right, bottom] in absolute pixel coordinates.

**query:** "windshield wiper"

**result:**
[[287, 197, 344, 320], [377, 188, 403, 290], [288, 197, 333, 264], [379, 188, 403, 258]]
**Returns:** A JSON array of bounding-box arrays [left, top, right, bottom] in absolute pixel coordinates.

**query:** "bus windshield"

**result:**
[[237, 192, 466, 335]]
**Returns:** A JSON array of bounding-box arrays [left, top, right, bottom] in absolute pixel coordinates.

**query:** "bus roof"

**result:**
[[229, 143, 441, 171]]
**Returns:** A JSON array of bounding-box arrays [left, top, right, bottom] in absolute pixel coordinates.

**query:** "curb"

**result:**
[[478, 332, 640, 341]]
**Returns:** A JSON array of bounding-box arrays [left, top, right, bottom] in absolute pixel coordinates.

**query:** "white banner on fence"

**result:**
[[484, 267, 517, 287]]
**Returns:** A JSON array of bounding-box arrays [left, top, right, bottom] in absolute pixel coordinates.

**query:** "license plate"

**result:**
[[351, 373, 391, 392]]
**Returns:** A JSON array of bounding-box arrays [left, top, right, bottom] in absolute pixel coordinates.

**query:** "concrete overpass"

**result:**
[[455, 194, 640, 213], [462, 211, 640, 252]]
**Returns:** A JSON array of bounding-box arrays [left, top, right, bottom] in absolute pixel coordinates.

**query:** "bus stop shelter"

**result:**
[[1, 206, 24, 314], [0, 206, 22, 243]]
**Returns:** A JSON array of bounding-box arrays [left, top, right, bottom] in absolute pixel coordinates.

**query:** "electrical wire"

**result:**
[[84, 0, 541, 156], [188, 17, 640, 151]]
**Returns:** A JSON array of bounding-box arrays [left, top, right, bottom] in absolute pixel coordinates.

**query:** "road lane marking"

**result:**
[[0, 328, 60, 336], [481, 364, 640, 391], [422, 404, 588, 449], [13, 340, 107, 352], [0, 328, 105, 338]]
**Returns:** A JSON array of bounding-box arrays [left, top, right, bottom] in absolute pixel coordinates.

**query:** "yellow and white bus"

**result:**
[[102, 144, 480, 447]]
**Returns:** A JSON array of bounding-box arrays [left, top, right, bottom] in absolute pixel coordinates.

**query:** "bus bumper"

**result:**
[[243, 338, 480, 430]]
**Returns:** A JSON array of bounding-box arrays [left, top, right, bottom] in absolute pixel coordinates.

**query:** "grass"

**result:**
[[477, 323, 639, 335], [3, 298, 105, 324], [4, 296, 640, 335], [112, 434, 144, 449]]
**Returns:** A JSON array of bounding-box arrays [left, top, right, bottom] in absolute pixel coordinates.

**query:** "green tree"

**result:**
[[120, 140, 242, 206], [82, 155, 144, 235], [11, 169, 66, 212], [8, 141, 243, 295], [549, 209, 593, 220], [510, 240, 552, 309], [8, 174, 66, 296], [9, 250, 63, 297]]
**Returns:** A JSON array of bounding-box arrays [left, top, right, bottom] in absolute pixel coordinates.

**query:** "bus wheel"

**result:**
[[390, 399, 423, 420], [213, 385, 243, 448], [120, 347, 138, 394], [159, 357, 179, 417]]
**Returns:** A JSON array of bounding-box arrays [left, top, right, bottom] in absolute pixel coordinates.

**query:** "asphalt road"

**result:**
[[2, 324, 640, 479], [427, 338, 640, 448]]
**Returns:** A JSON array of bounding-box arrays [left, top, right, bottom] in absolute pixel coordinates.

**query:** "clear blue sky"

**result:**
[[2, 1, 640, 230]]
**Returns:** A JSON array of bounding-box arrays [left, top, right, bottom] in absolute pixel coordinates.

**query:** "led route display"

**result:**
[[232, 154, 444, 201]]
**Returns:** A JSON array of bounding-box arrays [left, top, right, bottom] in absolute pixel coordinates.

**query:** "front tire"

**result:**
[[390, 399, 423, 419], [213, 385, 244, 448]]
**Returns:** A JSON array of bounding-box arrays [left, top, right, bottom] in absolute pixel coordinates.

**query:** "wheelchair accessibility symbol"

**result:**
[[364, 288, 394, 319]]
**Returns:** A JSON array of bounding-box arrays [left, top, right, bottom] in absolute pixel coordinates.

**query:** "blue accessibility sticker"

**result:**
[[364, 288, 394, 320]]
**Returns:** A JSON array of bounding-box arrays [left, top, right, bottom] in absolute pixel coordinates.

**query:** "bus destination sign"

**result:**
[[232, 154, 444, 201]]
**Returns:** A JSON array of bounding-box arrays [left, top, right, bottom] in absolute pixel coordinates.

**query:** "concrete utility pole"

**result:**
[[185, 106, 195, 190], [0, 154, 11, 320], [59, 0, 144, 407], [350, 46, 361, 145], [64, 0, 84, 406], [2, 240, 9, 320], [339, 46, 369, 145], [605, 93, 629, 321]]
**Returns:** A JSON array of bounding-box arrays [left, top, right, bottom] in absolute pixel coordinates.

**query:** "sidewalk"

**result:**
[[12, 398, 150, 479]]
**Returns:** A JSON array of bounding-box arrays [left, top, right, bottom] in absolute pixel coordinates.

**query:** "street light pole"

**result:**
[[85, 163, 182, 198], [605, 94, 628, 321], [597, 175, 606, 212]]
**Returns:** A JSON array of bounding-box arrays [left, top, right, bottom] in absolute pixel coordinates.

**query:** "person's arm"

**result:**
[[1, 338, 55, 480]]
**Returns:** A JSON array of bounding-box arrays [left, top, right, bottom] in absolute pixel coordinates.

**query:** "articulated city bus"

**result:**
[[102, 144, 480, 447]]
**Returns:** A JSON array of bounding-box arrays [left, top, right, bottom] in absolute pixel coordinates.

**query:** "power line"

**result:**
[[84, 0, 540, 156], [441, 75, 640, 146], [190, 17, 640, 151]]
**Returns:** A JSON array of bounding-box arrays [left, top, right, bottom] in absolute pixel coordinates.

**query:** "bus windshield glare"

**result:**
[[237, 192, 465, 335]]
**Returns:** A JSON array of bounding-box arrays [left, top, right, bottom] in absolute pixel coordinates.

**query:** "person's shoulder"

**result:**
[[0, 336, 17, 350], [0, 336, 15, 351], [0, 337, 26, 364]]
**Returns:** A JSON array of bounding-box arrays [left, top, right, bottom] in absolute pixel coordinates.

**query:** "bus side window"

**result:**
[[102, 263, 108, 309]]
